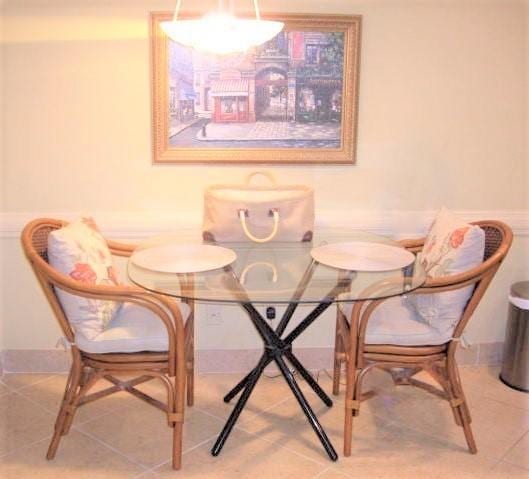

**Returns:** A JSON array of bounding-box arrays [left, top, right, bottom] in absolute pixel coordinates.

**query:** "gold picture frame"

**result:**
[[151, 13, 361, 164]]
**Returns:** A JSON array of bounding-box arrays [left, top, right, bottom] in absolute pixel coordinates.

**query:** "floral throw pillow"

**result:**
[[48, 217, 121, 339], [410, 208, 485, 334]]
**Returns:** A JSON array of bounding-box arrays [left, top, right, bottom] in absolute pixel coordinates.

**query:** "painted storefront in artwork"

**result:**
[[168, 30, 344, 148]]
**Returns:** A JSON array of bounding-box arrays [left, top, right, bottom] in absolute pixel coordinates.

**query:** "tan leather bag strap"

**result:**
[[240, 262, 278, 284], [244, 171, 277, 186], [238, 208, 280, 243]]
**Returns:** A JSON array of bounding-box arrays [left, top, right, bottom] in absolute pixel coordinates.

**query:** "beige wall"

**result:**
[[526, 0, 529, 207], [1, 0, 6, 354], [1, 0, 528, 353]]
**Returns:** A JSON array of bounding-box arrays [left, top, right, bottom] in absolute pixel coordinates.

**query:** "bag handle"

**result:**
[[238, 209, 279, 243], [240, 262, 278, 284], [244, 171, 277, 186]]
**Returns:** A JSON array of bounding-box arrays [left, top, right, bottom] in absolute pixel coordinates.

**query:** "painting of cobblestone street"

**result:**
[[167, 30, 345, 148], [152, 14, 361, 163]]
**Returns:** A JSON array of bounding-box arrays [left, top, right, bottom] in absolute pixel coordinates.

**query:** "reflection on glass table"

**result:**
[[127, 228, 426, 461], [128, 229, 424, 304]]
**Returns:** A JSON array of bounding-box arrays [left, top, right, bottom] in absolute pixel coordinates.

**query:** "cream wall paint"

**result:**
[[526, 0, 529, 207], [1, 0, 528, 352], [2, 0, 527, 212], [0, 0, 5, 211]]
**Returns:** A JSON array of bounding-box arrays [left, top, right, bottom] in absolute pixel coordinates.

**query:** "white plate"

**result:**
[[131, 244, 237, 273], [311, 241, 415, 272]]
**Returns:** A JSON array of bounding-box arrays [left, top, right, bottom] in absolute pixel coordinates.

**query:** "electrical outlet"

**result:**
[[206, 305, 222, 325]]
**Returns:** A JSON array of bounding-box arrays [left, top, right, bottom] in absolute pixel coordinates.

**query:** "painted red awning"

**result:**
[[210, 79, 249, 97]]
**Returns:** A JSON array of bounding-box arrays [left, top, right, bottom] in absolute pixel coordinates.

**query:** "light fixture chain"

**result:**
[[172, 0, 182, 21], [252, 0, 261, 20], [172, 0, 262, 22]]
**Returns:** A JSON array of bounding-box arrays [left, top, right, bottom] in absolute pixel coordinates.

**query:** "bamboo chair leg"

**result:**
[[61, 380, 87, 435], [46, 359, 82, 460], [57, 364, 83, 436], [52, 367, 74, 432], [333, 355, 342, 396], [434, 363, 463, 427], [186, 359, 194, 407], [172, 421, 184, 470], [186, 311, 195, 407], [172, 375, 185, 470], [333, 312, 344, 396], [446, 358, 477, 454], [451, 361, 472, 422], [343, 364, 359, 456], [62, 368, 106, 436]]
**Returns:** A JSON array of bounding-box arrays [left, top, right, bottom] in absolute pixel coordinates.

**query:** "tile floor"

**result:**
[[0, 365, 527, 478]]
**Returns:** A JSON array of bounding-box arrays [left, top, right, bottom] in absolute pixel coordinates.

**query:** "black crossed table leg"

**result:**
[[210, 265, 352, 461]]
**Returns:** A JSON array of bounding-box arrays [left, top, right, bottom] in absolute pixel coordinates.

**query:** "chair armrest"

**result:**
[[398, 237, 425, 253], [106, 239, 136, 257]]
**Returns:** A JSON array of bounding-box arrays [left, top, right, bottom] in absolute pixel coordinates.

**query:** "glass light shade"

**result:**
[[161, 13, 284, 55]]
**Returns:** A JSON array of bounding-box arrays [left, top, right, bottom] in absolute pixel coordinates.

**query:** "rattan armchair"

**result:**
[[21, 218, 196, 470], [332, 220, 513, 456]]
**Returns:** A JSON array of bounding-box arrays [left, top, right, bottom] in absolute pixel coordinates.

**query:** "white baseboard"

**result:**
[[0, 342, 503, 374]]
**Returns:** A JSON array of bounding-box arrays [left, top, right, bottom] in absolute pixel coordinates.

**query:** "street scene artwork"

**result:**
[[151, 14, 361, 163], [168, 31, 344, 149]]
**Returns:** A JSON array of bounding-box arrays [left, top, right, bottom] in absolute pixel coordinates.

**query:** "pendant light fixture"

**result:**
[[160, 0, 284, 55]]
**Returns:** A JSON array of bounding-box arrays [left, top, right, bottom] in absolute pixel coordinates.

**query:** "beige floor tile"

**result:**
[[315, 468, 354, 479], [2, 370, 528, 478], [0, 381, 10, 397], [0, 392, 56, 456], [318, 365, 529, 465], [0, 430, 145, 479], [138, 370, 337, 418], [460, 365, 529, 410], [1, 373, 55, 391], [487, 460, 529, 478], [78, 402, 224, 468], [241, 395, 388, 463], [15, 374, 118, 425], [332, 421, 499, 479], [188, 373, 304, 424], [363, 378, 529, 460], [503, 431, 529, 470], [154, 428, 327, 478]]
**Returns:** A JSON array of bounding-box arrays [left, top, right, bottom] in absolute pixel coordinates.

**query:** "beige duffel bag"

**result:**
[[203, 172, 314, 243]]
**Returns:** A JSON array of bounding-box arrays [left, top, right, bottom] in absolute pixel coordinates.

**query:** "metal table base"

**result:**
[[211, 265, 352, 461]]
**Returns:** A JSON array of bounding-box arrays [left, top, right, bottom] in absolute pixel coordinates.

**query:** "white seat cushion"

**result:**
[[75, 302, 191, 354], [339, 297, 452, 346]]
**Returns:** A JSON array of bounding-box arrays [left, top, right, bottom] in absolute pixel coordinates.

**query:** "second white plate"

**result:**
[[311, 241, 415, 271], [131, 244, 237, 273]]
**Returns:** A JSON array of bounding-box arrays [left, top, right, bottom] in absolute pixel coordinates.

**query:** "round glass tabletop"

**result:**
[[127, 228, 426, 304]]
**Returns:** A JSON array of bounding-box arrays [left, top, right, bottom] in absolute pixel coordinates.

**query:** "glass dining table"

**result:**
[[128, 228, 426, 461]]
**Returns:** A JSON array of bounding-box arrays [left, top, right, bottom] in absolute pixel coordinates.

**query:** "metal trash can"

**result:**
[[500, 281, 529, 392]]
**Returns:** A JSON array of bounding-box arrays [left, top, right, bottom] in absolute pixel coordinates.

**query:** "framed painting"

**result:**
[[150, 13, 361, 164]]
